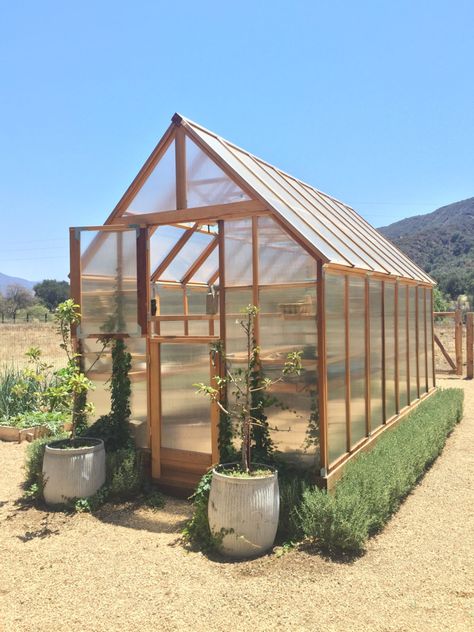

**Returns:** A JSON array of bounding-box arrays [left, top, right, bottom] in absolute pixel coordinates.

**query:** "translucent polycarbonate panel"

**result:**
[[259, 286, 318, 467], [83, 338, 149, 448], [154, 284, 185, 336], [418, 288, 427, 394], [224, 219, 252, 286], [185, 136, 250, 207], [160, 231, 215, 282], [257, 216, 317, 284], [398, 285, 408, 408], [225, 288, 253, 360], [189, 246, 218, 284], [426, 289, 434, 386], [187, 286, 220, 337], [409, 286, 418, 402], [149, 226, 185, 275], [384, 282, 397, 418], [369, 280, 383, 429], [188, 121, 434, 282], [325, 273, 347, 464], [348, 277, 366, 445], [125, 140, 176, 214], [160, 343, 211, 453], [155, 284, 184, 314], [80, 230, 139, 336]]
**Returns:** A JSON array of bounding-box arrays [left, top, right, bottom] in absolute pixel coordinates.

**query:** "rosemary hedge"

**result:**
[[298, 388, 464, 553]]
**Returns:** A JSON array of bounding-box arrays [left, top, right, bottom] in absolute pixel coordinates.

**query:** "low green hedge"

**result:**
[[298, 388, 464, 553]]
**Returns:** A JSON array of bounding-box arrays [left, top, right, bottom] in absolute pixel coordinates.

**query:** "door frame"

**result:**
[[149, 336, 220, 480]]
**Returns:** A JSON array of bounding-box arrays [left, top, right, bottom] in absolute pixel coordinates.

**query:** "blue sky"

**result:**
[[0, 0, 473, 282]]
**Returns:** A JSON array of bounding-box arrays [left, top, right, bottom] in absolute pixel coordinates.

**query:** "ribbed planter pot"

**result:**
[[208, 465, 279, 559], [42, 438, 106, 505]]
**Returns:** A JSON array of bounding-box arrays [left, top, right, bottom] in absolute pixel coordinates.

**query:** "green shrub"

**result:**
[[298, 388, 464, 553], [24, 432, 67, 490], [106, 447, 143, 499], [182, 471, 215, 552], [277, 475, 308, 542]]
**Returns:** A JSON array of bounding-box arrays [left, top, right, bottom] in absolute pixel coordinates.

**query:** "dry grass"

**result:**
[[434, 320, 467, 373], [0, 377, 472, 632], [0, 324, 64, 369]]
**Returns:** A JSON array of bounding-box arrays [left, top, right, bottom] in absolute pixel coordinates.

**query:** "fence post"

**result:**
[[1, 312, 3, 324], [13, 313, 15, 324], [454, 309, 463, 376], [467, 312, 474, 380], [26, 313, 29, 323], [45, 313, 48, 323]]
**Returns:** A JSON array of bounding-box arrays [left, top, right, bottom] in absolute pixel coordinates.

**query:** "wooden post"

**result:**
[[252, 216, 260, 343], [365, 276, 371, 435], [175, 125, 187, 210], [69, 227, 81, 338], [394, 281, 399, 413], [317, 261, 328, 475], [466, 312, 474, 380], [136, 227, 149, 336], [150, 341, 161, 478], [381, 280, 386, 422], [455, 308, 463, 376], [344, 275, 351, 451]]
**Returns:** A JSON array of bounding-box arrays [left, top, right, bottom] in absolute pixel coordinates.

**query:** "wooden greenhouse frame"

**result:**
[[70, 113, 436, 493]]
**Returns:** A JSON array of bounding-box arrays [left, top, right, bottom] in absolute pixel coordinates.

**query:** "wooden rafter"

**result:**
[[112, 199, 267, 226], [150, 223, 198, 282], [207, 268, 219, 286], [180, 237, 218, 285]]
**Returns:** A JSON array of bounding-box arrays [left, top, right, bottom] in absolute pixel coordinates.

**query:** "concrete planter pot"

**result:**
[[42, 438, 106, 505], [208, 465, 279, 559]]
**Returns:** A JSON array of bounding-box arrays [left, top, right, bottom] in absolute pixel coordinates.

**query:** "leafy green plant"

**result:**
[[107, 447, 143, 498], [82, 338, 132, 450], [0, 410, 68, 432], [24, 432, 68, 492], [182, 471, 216, 552], [195, 305, 302, 473], [297, 388, 464, 554]]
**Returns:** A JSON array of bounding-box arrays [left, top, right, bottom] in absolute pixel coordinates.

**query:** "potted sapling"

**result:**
[[195, 305, 301, 559], [42, 300, 107, 505]]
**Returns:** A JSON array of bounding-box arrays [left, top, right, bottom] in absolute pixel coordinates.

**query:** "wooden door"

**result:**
[[149, 338, 219, 490]]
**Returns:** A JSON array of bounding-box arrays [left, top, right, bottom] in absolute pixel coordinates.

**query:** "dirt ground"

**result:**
[[0, 377, 473, 632]]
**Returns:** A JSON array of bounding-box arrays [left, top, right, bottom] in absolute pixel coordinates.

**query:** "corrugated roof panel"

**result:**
[[179, 115, 434, 284], [187, 124, 352, 266]]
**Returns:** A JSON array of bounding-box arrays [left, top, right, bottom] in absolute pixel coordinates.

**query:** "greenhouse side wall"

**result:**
[[324, 269, 435, 474]]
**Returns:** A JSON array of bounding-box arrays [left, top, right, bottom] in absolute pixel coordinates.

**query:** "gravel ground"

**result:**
[[0, 377, 473, 632]]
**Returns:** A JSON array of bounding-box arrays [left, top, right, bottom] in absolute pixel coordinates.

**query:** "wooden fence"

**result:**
[[434, 310, 473, 379]]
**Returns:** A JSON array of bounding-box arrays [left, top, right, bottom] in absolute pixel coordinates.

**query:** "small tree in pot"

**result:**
[[42, 300, 109, 505], [195, 305, 301, 558]]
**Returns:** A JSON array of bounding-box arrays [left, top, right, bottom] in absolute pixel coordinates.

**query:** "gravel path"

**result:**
[[1, 378, 473, 632]]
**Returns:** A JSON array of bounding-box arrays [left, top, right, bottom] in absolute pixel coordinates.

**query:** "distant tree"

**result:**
[[34, 279, 70, 311], [433, 287, 449, 312], [5, 284, 35, 317], [0, 292, 7, 316]]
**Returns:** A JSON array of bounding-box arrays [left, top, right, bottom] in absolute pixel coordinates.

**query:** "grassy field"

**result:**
[[0, 323, 64, 369], [0, 321, 466, 374]]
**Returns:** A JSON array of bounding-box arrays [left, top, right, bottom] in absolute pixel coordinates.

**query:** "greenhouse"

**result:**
[[70, 113, 436, 491]]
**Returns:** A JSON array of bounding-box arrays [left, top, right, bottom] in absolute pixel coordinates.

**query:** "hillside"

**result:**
[[378, 197, 474, 297], [0, 272, 35, 294]]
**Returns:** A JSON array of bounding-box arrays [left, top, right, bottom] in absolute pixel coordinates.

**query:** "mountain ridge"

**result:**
[[378, 196, 474, 297], [0, 272, 36, 294]]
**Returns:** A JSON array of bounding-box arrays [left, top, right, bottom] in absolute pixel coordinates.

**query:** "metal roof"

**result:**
[[178, 114, 434, 284]]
